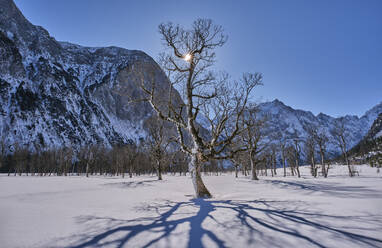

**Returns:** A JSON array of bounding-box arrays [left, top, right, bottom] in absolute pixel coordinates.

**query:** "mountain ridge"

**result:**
[[0, 0, 180, 151], [257, 99, 382, 156], [0, 0, 381, 157]]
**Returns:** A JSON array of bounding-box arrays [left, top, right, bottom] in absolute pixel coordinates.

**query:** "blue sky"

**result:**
[[14, 0, 382, 117]]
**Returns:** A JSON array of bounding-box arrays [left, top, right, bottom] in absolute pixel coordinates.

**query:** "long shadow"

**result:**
[[62, 199, 382, 248], [102, 179, 158, 189], [264, 179, 382, 198]]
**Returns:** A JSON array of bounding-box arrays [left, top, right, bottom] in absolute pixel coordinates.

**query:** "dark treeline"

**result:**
[[0, 142, 232, 178], [0, 143, 188, 178]]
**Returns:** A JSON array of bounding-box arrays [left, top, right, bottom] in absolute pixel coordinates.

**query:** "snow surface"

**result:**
[[1, 165, 382, 248]]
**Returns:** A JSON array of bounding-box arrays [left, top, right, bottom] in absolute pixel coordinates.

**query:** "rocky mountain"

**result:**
[[0, 0, 180, 151], [0, 0, 381, 157], [348, 113, 382, 164], [364, 113, 382, 140], [257, 99, 382, 156]]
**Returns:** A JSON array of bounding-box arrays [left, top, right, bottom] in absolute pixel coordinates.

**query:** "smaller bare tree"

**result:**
[[331, 118, 354, 177], [305, 126, 318, 177], [278, 136, 288, 177], [241, 107, 268, 180], [145, 116, 172, 180], [312, 126, 329, 177], [292, 138, 302, 178]]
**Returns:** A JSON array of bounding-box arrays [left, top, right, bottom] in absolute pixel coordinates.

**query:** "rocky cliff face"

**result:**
[[0, 0, 179, 151], [365, 113, 382, 140]]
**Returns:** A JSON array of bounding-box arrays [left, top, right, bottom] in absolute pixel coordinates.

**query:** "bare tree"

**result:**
[[292, 138, 302, 178], [0, 136, 5, 172], [136, 19, 262, 197], [312, 126, 329, 177], [241, 107, 268, 180], [230, 147, 247, 178], [304, 130, 317, 177], [171, 149, 189, 176], [285, 145, 296, 176], [79, 145, 99, 177], [270, 144, 277, 176], [12, 143, 29, 176], [331, 118, 353, 177], [145, 116, 172, 180], [278, 137, 288, 177], [125, 143, 139, 178]]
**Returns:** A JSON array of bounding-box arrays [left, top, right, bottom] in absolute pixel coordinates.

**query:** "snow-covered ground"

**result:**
[[1, 165, 382, 248]]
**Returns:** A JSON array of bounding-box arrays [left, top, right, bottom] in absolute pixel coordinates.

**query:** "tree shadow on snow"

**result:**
[[102, 179, 158, 189], [264, 180, 382, 198], [60, 199, 382, 248]]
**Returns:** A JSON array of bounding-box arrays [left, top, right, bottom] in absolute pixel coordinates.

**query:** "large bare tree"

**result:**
[[137, 19, 262, 197]]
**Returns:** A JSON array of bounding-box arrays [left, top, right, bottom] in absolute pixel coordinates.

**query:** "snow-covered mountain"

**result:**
[[0, 0, 181, 151], [0, 0, 380, 156], [258, 99, 382, 156]]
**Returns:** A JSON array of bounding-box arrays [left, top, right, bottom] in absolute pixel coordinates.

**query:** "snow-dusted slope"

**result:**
[[0, 0, 180, 151], [0, 0, 380, 155], [258, 99, 382, 156]]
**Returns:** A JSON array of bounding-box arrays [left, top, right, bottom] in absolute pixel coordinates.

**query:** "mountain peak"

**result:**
[[0, 0, 32, 30], [272, 98, 284, 105]]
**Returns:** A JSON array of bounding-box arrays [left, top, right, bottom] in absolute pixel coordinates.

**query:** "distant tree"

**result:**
[[12, 143, 29, 176], [285, 145, 296, 176], [270, 144, 278, 176], [171, 149, 189, 176], [331, 118, 354, 177], [240, 107, 268, 180], [230, 149, 247, 178], [125, 143, 139, 178], [0, 136, 5, 172], [79, 145, 100, 177], [305, 126, 318, 177], [312, 126, 329, 177], [278, 136, 288, 177], [145, 116, 172, 180], [292, 137, 302, 178]]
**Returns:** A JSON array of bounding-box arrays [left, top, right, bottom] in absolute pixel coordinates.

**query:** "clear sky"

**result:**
[[14, 0, 382, 117]]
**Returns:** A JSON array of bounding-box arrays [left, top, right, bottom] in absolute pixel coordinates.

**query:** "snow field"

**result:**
[[0, 164, 381, 248]]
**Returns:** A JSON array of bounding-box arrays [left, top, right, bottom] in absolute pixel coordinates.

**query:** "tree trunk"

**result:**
[[295, 158, 301, 178], [290, 165, 295, 176], [282, 154, 286, 177], [319, 147, 326, 177], [129, 165, 133, 178], [157, 160, 162, 180], [345, 152, 353, 177], [190, 154, 211, 198], [250, 152, 259, 180], [86, 162, 89, 178], [235, 165, 238, 178], [311, 156, 316, 177]]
